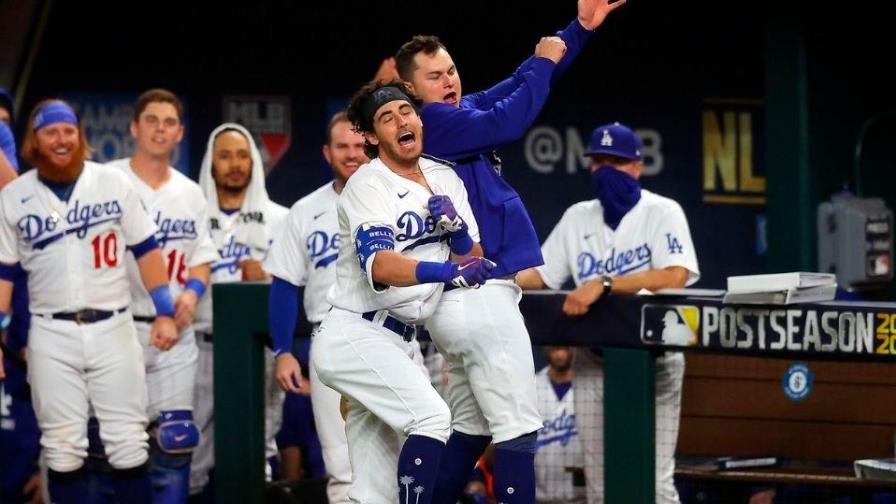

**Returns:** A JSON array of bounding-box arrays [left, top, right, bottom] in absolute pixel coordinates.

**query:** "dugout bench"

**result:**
[[213, 283, 896, 503]]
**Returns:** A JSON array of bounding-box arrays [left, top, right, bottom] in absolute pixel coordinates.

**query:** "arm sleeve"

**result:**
[[263, 206, 309, 287], [423, 57, 556, 160], [550, 18, 594, 83], [648, 203, 701, 285], [269, 276, 300, 355], [119, 175, 158, 246], [187, 197, 221, 268], [536, 209, 575, 289]]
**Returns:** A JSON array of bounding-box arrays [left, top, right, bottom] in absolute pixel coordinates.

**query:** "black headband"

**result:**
[[361, 86, 413, 128]]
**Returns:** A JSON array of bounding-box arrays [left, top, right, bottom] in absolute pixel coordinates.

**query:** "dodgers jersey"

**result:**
[[327, 156, 479, 324], [534, 368, 584, 503], [0, 162, 157, 313], [194, 200, 288, 333], [111, 159, 219, 317], [537, 190, 700, 288], [264, 182, 340, 324]]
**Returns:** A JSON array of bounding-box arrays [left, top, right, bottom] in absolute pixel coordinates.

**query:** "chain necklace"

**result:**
[[38, 178, 78, 224]]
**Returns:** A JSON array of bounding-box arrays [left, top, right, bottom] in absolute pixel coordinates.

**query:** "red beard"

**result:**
[[35, 150, 85, 183]]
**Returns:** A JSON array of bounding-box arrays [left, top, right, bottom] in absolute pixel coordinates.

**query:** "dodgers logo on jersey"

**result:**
[[536, 408, 577, 449], [395, 211, 447, 251], [666, 233, 684, 254], [18, 199, 123, 250], [577, 244, 651, 280], [154, 211, 198, 246], [212, 235, 252, 274], [307, 230, 340, 269]]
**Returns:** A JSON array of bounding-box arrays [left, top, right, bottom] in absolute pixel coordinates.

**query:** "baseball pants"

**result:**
[[27, 312, 149, 472]]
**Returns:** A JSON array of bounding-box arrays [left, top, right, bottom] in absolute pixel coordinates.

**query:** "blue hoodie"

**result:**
[[421, 20, 593, 278]]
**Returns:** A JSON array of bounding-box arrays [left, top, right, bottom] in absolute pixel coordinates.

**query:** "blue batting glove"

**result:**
[[448, 256, 496, 289], [428, 195, 466, 233]]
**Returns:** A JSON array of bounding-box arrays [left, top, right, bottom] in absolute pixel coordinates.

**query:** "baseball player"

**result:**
[[190, 122, 289, 496], [0, 99, 178, 503], [534, 347, 585, 504], [516, 123, 700, 503], [265, 111, 364, 503], [103, 89, 217, 503], [393, 2, 625, 502], [313, 81, 494, 504], [1, 88, 18, 185]]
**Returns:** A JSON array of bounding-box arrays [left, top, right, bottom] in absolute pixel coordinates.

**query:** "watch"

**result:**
[[600, 274, 614, 297]]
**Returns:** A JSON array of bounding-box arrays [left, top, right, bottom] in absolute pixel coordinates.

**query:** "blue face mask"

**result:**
[[590, 164, 641, 230]]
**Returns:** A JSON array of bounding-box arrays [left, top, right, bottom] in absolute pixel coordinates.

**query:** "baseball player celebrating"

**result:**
[[0, 99, 178, 504], [106, 89, 218, 503], [190, 122, 289, 496], [313, 81, 494, 504], [265, 111, 364, 503], [517, 123, 700, 503], [393, 2, 626, 502]]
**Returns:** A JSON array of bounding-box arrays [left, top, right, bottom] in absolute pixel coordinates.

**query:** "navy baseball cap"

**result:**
[[584, 122, 641, 160]]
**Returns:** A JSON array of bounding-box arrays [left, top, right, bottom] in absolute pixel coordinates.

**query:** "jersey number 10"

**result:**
[[91, 232, 119, 268]]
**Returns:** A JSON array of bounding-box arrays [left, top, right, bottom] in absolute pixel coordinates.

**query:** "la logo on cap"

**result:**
[[600, 129, 613, 147]]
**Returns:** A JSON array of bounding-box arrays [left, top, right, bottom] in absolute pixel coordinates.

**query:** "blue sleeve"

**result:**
[[128, 235, 159, 259], [0, 121, 18, 172], [423, 57, 556, 160], [550, 18, 593, 83], [461, 18, 592, 111], [269, 276, 300, 356]]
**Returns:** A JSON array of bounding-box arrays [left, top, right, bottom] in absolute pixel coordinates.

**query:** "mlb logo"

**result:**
[[640, 304, 700, 346], [222, 95, 293, 175]]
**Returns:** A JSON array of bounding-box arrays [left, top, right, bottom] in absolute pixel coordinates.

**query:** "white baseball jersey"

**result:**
[[537, 190, 700, 289], [193, 201, 288, 333], [326, 156, 479, 323], [534, 368, 585, 504], [0, 162, 156, 313], [263, 182, 340, 324], [110, 159, 219, 316]]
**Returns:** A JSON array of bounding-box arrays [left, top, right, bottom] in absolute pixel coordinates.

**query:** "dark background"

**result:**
[[18, 1, 896, 289]]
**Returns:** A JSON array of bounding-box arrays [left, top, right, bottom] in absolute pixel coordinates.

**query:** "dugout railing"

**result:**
[[213, 283, 896, 503]]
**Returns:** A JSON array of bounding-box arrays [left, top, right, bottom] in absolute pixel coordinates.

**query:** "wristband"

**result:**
[[150, 286, 176, 317], [185, 278, 207, 298], [415, 261, 453, 284]]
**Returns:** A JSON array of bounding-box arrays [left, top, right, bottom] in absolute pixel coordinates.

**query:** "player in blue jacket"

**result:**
[[393, 1, 626, 503]]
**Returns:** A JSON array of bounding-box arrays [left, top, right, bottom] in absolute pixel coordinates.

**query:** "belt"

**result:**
[[133, 315, 156, 324], [197, 332, 213, 343], [361, 310, 416, 342], [44, 307, 128, 325]]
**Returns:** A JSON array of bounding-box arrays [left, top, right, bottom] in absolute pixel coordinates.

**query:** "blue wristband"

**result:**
[[449, 232, 474, 255], [150, 285, 176, 317], [185, 278, 207, 298], [0, 310, 9, 330], [415, 261, 453, 284]]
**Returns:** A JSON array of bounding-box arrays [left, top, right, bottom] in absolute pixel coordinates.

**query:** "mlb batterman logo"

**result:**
[[640, 304, 700, 346]]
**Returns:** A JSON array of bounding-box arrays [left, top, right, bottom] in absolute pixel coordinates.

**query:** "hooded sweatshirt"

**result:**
[[195, 122, 288, 334]]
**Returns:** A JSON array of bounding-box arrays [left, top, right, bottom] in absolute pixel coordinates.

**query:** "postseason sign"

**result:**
[[640, 302, 896, 360]]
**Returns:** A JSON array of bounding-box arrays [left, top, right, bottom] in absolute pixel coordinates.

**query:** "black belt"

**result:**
[[133, 315, 156, 324], [361, 311, 416, 342], [46, 307, 127, 325], [198, 332, 212, 342]]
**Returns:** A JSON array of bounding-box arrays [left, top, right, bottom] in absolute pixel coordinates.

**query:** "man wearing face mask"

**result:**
[[516, 123, 700, 504]]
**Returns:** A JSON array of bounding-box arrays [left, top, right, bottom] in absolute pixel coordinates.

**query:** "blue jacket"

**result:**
[[422, 19, 593, 277]]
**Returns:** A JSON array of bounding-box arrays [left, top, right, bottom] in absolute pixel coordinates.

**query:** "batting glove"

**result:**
[[448, 256, 496, 289], [428, 195, 466, 233], [428, 195, 474, 255]]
